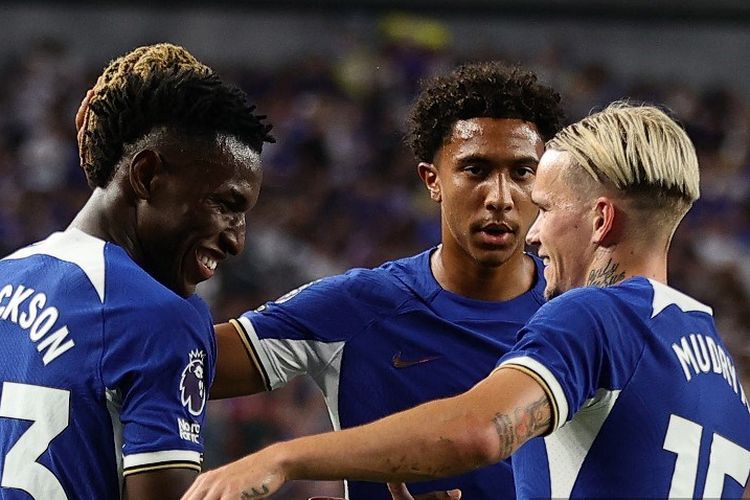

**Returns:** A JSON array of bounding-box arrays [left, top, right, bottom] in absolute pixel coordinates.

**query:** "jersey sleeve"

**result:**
[[233, 272, 378, 391], [100, 294, 215, 476], [496, 288, 642, 432]]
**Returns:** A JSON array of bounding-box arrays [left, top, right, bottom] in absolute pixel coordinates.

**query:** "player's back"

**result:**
[[0, 229, 213, 499], [502, 278, 750, 498]]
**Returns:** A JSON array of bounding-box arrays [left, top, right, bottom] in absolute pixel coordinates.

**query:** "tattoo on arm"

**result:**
[[587, 258, 626, 288], [241, 485, 269, 499], [493, 395, 552, 458]]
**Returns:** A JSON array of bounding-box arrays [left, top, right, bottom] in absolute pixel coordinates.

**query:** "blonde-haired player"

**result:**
[[184, 103, 750, 499]]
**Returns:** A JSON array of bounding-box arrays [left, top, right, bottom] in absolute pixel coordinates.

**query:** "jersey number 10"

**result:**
[[664, 413, 750, 497]]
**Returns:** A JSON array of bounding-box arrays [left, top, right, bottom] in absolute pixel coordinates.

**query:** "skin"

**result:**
[[180, 147, 679, 500], [211, 117, 544, 399], [208, 118, 544, 499], [74, 88, 263, 500]]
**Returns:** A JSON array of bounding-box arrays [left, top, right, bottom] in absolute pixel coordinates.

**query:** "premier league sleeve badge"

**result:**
[[180, 349, 207, 417]]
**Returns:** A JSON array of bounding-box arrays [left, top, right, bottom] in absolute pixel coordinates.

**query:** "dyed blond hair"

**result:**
[[548, 102, 699, 220], [80, 43, 272, 187]]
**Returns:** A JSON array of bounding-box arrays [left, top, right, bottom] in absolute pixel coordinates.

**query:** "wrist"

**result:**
[[263, 441, 297, 481]]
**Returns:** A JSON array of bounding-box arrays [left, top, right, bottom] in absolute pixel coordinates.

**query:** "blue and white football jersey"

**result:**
[[498, 277, 750, 498], [232, 248, 546, 499], [0, 228, 215, 499]]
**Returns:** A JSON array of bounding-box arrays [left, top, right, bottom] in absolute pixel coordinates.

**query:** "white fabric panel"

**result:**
[[544, 389, 621, 498], [237, 316, 346, 430], [649, 279, 713, 318], [3, 228, 107, 303]]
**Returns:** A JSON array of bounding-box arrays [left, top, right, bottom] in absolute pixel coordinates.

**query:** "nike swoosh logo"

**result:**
[[392, 351, 442, 369]]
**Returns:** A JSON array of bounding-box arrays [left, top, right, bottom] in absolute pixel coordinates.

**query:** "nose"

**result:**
[[485, 173, 514, 212], [526, 212, 541, 246], [221, 213, 246, 256]]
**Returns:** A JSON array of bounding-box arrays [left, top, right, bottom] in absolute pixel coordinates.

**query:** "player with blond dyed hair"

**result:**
[[185, 103, 750, 499], [0, 43, 272, 500]]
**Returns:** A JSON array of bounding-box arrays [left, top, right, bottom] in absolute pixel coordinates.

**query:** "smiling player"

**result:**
[[0, 43, 272, 499]]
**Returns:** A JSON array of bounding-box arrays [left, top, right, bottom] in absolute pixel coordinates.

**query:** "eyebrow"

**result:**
[[455, 153, 540, 165]]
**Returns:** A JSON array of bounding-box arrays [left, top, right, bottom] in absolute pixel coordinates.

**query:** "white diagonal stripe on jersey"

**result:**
[[3, 228, 106, 303], [544, 389, 621, 498]]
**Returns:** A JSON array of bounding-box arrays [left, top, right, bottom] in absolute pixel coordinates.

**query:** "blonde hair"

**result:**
[[548, 102, 700, 216]]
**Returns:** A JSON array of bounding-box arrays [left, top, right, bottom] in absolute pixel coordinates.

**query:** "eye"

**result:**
[[208, 196, 230, 214], [463, 165, 483, 176], [514, 165, 536, 179]]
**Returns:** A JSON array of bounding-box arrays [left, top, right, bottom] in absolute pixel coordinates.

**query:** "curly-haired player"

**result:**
[[186, 103, 750, 500], [0, 43, 272, 500], [211, 61, 564, 499]]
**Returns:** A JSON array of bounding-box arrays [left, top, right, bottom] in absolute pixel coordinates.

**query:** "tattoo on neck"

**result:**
[[241, 485, 270, 499], [493, 395, 552, 458], [587, 259, 626, 288]]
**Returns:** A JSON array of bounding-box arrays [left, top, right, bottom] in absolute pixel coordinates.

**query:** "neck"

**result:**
[[586, 243, 668, 289], [69, 188, 143, 263], [431, 245, 536, 302]]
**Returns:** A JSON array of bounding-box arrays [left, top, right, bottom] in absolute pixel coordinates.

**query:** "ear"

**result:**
[[417, 162, 441, 202], [128, 150, 164, 201], [591, 196, 618, 246]]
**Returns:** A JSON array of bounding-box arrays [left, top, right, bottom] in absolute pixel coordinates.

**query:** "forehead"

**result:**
[[180, 134, 262, 191], [533, 149, 575, 202], [439, 117, 544, 162]]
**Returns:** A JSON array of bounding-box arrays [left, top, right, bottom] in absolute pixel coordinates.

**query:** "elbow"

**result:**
[[443, 414, 506, 470]]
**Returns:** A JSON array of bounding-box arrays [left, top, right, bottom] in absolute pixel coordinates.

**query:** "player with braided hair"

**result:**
[[0, 43, 272, 500], [210, 61, 564, 499]]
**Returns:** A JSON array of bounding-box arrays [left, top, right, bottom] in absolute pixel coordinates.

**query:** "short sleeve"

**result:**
[[101, 295, 215, 475], [234, 272, 381, 390], [497, 289, 611, 432]]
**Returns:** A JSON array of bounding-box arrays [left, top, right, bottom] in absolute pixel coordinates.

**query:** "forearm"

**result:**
[[278, 393, 500, 483]]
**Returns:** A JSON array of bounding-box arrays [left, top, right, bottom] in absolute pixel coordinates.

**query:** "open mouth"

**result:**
[[477, 222, 515, 246], [195, 248, 222, 280]]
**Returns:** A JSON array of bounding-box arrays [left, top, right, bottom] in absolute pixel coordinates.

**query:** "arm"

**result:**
[[210, 321, 267, 399], [182, 367, 552, 499], [124, 469, 197, 500]]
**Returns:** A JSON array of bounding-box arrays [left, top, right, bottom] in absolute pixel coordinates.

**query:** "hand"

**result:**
[[387, 483, 462, 500], [181, 449, 286, 500], [75, 88, 93, 166]]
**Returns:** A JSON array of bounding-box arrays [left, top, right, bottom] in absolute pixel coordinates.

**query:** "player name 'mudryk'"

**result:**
[[0, 282, 76, 365], [672, 332, 750, 415]]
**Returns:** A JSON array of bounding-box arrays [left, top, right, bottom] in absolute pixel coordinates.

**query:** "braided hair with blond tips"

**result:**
[[80, 43, 273, 188]]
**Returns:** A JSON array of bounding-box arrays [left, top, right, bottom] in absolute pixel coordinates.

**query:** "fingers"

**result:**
[[387, 483, 414, 500], [387, 483, 462, 500], [76, 89, 93, 167]]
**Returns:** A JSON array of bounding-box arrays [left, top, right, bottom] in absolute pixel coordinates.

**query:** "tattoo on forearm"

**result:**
[[587, 258, 625, 288], [240, 485, 269, 499], [493, 396, 552, 458]]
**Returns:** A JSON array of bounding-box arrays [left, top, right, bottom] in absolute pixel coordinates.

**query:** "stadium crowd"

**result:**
[[1, 23, 748, 497]]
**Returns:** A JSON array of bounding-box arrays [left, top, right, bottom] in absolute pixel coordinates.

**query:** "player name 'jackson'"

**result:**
[[0, 282, 75, 365], [672, 332, 750, 415]]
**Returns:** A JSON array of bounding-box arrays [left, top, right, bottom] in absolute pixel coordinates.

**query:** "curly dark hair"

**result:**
[[80, 43, 274, 188], [406, 61, 565, 162]]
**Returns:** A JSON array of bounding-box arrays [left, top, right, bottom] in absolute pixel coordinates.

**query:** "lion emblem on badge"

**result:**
[[180, 349, 206, 416]]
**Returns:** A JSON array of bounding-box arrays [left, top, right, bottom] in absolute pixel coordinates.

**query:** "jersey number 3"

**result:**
[[664, 413, 750, 498], [0, 382, 70, 500]]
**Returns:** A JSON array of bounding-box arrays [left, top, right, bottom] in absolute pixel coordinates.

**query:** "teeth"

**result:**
[[199, 255, 217, 271]]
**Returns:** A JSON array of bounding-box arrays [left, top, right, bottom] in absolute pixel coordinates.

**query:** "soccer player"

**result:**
[[210, 62, 564, 499], [183, 103, 750, 499], [0, 43, 272, 499]]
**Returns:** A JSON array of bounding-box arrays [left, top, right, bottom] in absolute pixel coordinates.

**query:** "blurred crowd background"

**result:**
[[1, 2, 749, 496]]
